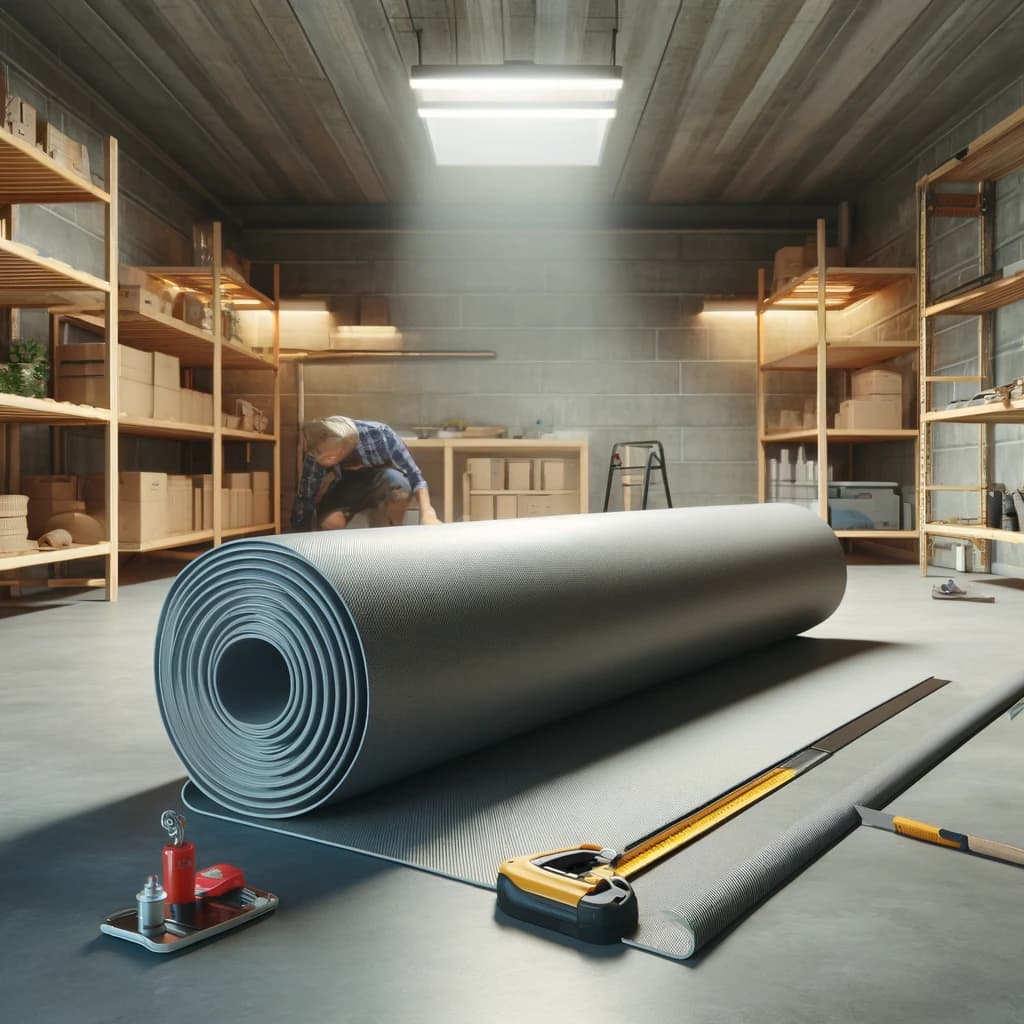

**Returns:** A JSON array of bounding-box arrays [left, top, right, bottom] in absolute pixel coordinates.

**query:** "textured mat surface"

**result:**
[[158, 504, 846, 817], [163, 503, 980, 960]]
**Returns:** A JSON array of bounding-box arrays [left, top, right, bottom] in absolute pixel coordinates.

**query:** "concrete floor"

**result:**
[[0, 564, 1021, 1023]]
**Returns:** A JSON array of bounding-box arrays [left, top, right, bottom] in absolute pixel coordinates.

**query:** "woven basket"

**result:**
[[0, 515, 28, 536], [0, 494, 29, 517]]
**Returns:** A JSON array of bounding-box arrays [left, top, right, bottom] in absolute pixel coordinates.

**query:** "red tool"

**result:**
[[160, 810, 196, 905], [194, 863, 246, 899]]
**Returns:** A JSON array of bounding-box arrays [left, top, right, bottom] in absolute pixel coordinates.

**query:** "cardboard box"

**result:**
[[55, 342, 106, 404], [517, 493, 578, 518], [253, 490, 271, 525], [468, 458, 504, 491], [119, 345, 153, 385], [224, 472, 252, 488], [119, 284, 174, 318], [495, 494, 518, 519], [851, 367, 902, 398], [36, 120, 90, 180], [251, 471, 270, 492], [167, 476, 192, 534], [192, 485, 202, 532], [5, 96, 37, 139], [152, 351, 180, 391], [242, 490, 253, 527], [58, 377, 108, 408], [119, 379, 153, 419], [541, 459, 577, 491], [119, 472, 166, 504], [24, 476, 77, 501], [469, 494, 494, 521], [506, 460, 532, 491], [835, 396, 901, 430], [199, 393, 214, 426], [118, 472, 167, 544], [221, 488, 233, 529], [153, 385, 181, 421], [199, 475, 213, 530]]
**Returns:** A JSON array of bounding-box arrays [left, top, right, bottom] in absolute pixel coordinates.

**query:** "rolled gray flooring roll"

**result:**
[[155, 504, 846, 819]]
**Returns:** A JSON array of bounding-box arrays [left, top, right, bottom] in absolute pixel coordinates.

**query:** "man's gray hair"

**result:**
[[301, 416, 358, 452]]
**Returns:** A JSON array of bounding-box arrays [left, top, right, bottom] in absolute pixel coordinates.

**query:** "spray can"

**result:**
[[161, 810, 196, 907], [136, 875, 166, 935]]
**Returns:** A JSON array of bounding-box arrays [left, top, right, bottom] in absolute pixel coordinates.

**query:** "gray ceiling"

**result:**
[[3, 0, 1024, 208]]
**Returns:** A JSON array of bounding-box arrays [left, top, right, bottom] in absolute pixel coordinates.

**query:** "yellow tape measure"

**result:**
[[614, 766, 797, 878]]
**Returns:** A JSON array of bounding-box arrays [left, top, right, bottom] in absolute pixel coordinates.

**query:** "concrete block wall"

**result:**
[[854, 72, 1024, 573], [0, 22, 215, 481], [234, 227, 813, 516]]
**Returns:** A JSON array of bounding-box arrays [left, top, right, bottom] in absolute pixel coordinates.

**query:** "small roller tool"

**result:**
[[100, 809, 277, 953], [497, 676, 949, 944]]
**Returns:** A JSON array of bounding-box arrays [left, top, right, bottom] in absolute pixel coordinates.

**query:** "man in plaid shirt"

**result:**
[[290, 416, 441, 531]]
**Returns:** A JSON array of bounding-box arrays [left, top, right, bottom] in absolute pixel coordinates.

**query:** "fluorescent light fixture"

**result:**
[[411, 64, 622, 167]]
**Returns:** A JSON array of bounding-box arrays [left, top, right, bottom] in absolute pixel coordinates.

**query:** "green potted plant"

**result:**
[[0, 338, 49, 398]]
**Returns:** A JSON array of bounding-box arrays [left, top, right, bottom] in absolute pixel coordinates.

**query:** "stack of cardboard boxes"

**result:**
[[221, 472, 271, 529], [81, 471, 219, 544], [835, 367, 903, 430], [465, 458, 578, 521], [4, 90, 90, 182], [55, 341, 214, 425]]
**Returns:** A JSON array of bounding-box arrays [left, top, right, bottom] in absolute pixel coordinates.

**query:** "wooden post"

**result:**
[[756, 267, 766, 504], [104, 136, 119, 601], [816, 218, 828, 523], [212, 221, 223, 545], [273, 264, 281, 534]]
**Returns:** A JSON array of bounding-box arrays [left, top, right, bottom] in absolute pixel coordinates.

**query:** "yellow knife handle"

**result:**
[[892, 816, 963, 849]]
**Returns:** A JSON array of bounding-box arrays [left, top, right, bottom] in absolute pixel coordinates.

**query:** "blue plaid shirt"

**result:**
[[291, 420, 426, 531]]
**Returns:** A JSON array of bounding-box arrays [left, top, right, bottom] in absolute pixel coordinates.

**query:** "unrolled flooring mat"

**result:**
[[158, 504, 962, 959], [878, 692, 1024, 847]]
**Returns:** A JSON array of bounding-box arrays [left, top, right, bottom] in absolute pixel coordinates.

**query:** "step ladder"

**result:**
[[602, 441, 673, 512]]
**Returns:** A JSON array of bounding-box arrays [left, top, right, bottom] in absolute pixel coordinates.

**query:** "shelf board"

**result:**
[[118, 416, 215, 440], [835, 529, 917, 539], [762, 340, 918, 371], [222, 427, 276, 443], [0, 541, 111, 571], [923, 522, 1024, 544], [0, 129, 111, 204], [0, 237, 110, 307], [0, 392, 110, 425], [924, 394, 1024, 424], [762, 429, 917, 444], [143, 265, 274, 310], [222, 523, 276, 539], [407, 438, 587, 450], [924, 270, 1024, 317], [63, 309, 275, 370], [120, 530, 214, 553], [468, 489, 576, 495], [925, 107, 1024, 185], [763, 267, 915, 311]]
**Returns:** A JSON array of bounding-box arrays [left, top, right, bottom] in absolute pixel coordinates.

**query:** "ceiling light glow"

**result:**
[[411, 64, 622, 167]]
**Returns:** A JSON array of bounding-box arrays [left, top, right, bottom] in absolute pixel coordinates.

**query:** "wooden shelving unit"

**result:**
[[404, 438, 589, 522], [0, 128, 119, 599], [917, 102, 1024, 573], [757, 217, 918, 547], [53, 231, 281, 556]]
